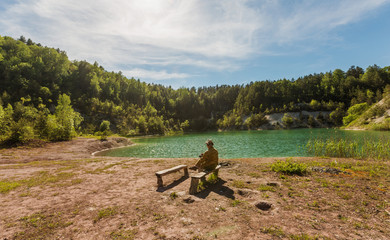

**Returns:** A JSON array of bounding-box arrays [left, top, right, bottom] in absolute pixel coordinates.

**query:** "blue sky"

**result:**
[[1, 0, 389, 88]]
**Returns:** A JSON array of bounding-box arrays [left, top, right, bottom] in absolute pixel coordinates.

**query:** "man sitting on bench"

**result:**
[[190, 139, 218, 172]]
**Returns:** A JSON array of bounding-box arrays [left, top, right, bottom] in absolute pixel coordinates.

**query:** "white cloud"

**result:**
[[0, 0, 389, 81], [122, 68, 192, 80]]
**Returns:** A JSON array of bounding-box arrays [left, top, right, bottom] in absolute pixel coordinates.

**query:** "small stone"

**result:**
[[255, 201, 272, 211], [183, 197, 195, 204]]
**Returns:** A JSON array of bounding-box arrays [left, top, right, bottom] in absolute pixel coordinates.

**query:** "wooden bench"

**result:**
[[155, 165, 189, 187], [189, 165, 221, 195]]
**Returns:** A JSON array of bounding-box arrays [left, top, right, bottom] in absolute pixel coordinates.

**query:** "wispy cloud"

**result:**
[[0, 0, 389, 82], [122, 68, 192, 81]]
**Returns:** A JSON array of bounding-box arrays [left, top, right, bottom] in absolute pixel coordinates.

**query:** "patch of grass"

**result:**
[[289, 233, 323, 240], [16, 212, 72, 239], [260, 226, 286, 238], [338, 214, 348, 222], [231, 199, 242, 207], [169, 192, 178, 200], [231, 180, 247, 188], [257, 184, 276, 192], [207, 225, 237, 238], [207, 172, 218, 184], [338, 192, 352, 200], [1, 170, 79, 194], [307, 201, 320, 208], [0, 180, 21, 193], [153, 213, 166, 221], [271, 158, 308, 175], [86, 163, 120, 174], [305, 137, 390, 160], [21, 171, 76, 188], [110, 229, 137, 240], [248, 172, 261, 178], [94, 207, 118, 223]]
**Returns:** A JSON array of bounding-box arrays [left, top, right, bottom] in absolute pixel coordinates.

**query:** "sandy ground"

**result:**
[[0, 137, 389, 239]]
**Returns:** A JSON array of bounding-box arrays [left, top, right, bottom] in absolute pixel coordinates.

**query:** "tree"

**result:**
[[97, 120, 111, 140], [53, 94, 83, 140]]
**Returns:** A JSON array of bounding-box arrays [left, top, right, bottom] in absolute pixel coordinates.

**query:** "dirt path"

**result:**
[[0, 138, 389, 239]]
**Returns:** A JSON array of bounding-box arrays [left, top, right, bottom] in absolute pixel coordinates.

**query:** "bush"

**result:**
[[343, 102, 369, 126], [96, 120, 111, 140], [8, 119, 35, 143], [281, 114, 294, 127], [271, 159, 308, 175]]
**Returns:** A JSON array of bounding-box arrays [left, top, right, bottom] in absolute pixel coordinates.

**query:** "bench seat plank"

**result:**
[[189, 165, 221, 194], [155, 165, 188, 187]]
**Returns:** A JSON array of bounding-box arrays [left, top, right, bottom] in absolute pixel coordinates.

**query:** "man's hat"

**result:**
[[205, 139, 214, 146]]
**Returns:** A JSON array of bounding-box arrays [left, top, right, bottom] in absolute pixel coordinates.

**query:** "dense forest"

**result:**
[[1, 35, 390, 144]]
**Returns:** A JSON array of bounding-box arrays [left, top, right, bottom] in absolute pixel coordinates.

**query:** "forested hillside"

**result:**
[[1, 35, 390, 143]]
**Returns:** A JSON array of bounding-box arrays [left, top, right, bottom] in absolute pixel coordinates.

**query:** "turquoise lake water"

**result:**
[[97, 129, 390, 158]]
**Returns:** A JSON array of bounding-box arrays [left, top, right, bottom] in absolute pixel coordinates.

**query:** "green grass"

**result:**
[[0, 180, 21, 193], [305, 137, 390, 160], [231, 180, 247, 188], [271, 159, 308, 175], [110, 229, 137, 240], [21, 171, 76, 188], [169, 192, 178, 200], [231, 199, 242, 207], [257, 184, 276, 192], [94, 207, 118, 223], [260, 226, 286, 238], [1, 171, 79, 194], [15, 212, 72, 239]]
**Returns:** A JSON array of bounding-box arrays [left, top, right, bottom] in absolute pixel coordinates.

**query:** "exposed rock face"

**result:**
[[261, 111, 332, 130]]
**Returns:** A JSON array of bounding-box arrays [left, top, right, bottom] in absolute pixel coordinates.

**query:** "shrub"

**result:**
[[96, 120, 111, 140], [271, 159, 307, 175], [343, 102, 369, 126], [281, 114, 294, 127]]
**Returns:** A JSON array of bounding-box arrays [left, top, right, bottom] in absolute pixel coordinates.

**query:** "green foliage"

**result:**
[[343, 102, 369, 125], [305, 137, 390, 160], [53, 94, 83, 140], [169, 192, 178, 200], [1, 35, 390, 137], [17, 212, 72, 239], [94, 207, 118, 223], [0, 180, 21, 193], [96, 120, 111, 140], [271, 159, 308, 175], [0, 93, 82, 144], [282, 113, 294, 127], [244, 113, 268, 129], [0, 104, 13, 141]]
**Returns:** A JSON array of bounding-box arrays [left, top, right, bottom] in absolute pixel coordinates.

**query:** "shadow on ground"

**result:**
[[195, 179, 235, 200], [156, 175, 189, 192]]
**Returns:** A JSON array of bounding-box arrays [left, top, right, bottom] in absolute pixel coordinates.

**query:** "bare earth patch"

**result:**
[[0, 137, 389, 239]]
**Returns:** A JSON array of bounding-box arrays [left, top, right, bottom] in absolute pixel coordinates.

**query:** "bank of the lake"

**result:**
[[97, 129, 390, 159]]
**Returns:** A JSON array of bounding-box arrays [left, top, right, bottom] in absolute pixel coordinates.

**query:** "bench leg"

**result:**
[[214, 169, 219, 177], [183, 167, 189, 177], [157, 176, 163, 187], [189, 178, 199, 195]]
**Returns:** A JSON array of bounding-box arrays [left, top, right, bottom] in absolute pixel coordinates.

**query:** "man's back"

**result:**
[[202, 147, 218, 171]]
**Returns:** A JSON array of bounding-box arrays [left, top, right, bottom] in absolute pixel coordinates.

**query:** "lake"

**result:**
[[97, 129, 390, 158]]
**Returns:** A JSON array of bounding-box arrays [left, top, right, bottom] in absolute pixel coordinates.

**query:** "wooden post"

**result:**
[[184, 167, 189, 177], [189, 178, 199, 194], [156, 175, 163, 187]]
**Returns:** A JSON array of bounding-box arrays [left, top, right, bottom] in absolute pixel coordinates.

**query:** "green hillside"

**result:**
[[344, 89, 390, 130], [1, 35, 390, 144]]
